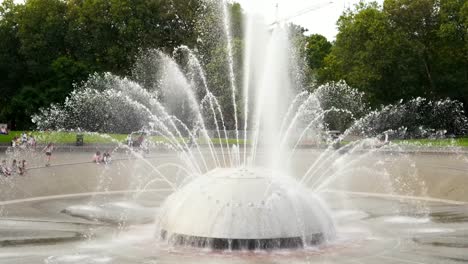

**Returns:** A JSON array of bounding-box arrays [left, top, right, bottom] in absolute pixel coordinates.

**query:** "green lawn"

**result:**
[[0, 131, 128, 144], [3, 131, 465, 147], [0, 131, 246, 145], [395, 138, 468, 147]]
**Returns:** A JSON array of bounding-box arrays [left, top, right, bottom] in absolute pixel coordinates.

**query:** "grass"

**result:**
[[0, 131, 247, 145], [201, 138, 247, 145], [0, 131, 128, 144], [2, 131, 466, 147], [395, 137, 468, 147]]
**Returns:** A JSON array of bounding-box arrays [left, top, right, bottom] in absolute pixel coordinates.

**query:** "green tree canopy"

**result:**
[[317, 0, 467, 111], [305, 34, 332, 71], [0, 0, 202, 129]]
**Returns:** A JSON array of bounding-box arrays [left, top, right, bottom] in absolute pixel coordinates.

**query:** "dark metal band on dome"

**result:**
[[161, 230, 325, 250]]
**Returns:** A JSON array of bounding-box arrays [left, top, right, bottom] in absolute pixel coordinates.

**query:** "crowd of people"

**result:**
[[92, 151, 112, 165], [1, 159, 27, 176], [1, 132, 36, 177], [1, 142, 116, 177], [1, 132, 129, 176], [10, 132, 37, 149], [0, 142, 53, 177]]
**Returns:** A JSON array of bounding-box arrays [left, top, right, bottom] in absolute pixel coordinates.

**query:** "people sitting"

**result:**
[[18, 160, 27, 175], [1, 160, 11, 176], [28, 135, 36, 149], [0, 126, 7, 135], [102, 151, 112, 164], [92, 151, 102, 164], [92, 151, 112, 165]]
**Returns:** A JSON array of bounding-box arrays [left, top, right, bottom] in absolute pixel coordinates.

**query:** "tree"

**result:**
[[432, 0, 468, 112], [384, 0, 439, 96], [318, 0, 468, 112], [16, 0, 68, 83], [65, 0, 201, 76], [305, 34, 332, 71], [319, 2, 412, 104], [0, 0, 25, 128], [0, 0, 204, 129]]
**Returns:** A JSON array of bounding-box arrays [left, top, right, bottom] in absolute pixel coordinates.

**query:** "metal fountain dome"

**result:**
[[158, 167, 335, 250]]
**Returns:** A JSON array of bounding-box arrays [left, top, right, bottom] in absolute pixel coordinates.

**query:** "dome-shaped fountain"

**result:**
[[158, 167, 335, 250]]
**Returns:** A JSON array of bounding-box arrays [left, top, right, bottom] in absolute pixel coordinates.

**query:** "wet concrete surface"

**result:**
[[0, 192, 466, 263], [0, 149, 466, 263]]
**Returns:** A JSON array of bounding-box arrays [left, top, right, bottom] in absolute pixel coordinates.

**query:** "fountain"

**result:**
[[158, 168, 335, 249], [28, 3, 342, 250], [0, 0, 467, 263]]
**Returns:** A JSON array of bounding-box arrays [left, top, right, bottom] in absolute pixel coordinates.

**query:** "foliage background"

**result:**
[[0, 0, 467, 134]]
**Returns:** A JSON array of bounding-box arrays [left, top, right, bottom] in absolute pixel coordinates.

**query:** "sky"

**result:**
[[234, 0, 384, 40]]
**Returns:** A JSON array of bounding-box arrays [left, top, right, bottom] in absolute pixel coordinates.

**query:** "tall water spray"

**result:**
[[222, 0, 240, 159]]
